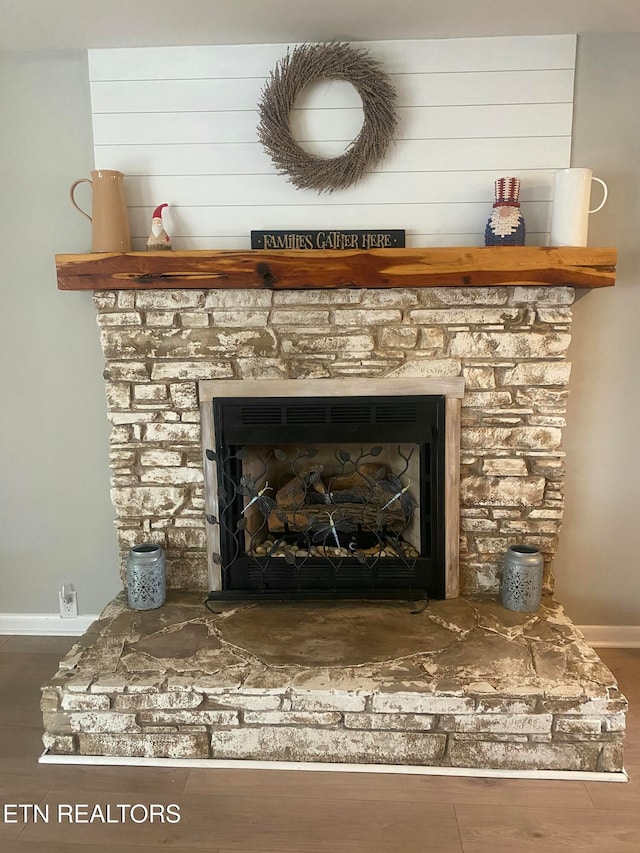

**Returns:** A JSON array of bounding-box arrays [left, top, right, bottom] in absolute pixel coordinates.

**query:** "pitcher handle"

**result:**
[[70, 178, 93, 221], [589, 177, 608, 214]]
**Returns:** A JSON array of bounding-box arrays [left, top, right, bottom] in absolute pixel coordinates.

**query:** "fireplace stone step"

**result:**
[[41, 591, 626, 773]]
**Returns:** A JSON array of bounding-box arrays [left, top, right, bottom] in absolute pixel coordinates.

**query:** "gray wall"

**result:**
[[0, 52, 120, 614], [554, 34, 640, 625], [0, 37, 638, 624]]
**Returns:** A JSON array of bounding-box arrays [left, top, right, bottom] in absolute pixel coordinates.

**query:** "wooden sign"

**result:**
[[251, 230, 405, 250]]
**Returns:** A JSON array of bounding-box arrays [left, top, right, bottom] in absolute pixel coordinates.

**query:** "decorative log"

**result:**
[[268, 501, 407, 534], [274, 464, 326, 507], [274, 463, 388, 511], [327, 464, 386, 491], [56, 246, 617, 291]]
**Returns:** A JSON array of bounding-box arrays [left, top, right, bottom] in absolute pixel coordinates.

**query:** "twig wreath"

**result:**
[[257, 42, 398, 193]]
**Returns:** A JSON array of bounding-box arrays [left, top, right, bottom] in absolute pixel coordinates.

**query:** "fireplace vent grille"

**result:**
[[240, 405, 282, 424], [238, 401, 419, 427], [246, 561, 419, 591], [375, 404, 418, 423], [285, 405, 327, 423], [329, 405, 371, 423]]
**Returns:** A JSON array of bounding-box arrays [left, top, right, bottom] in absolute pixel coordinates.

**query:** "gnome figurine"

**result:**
[[484, 177, 525, 246], [146, 203, 171, 250]]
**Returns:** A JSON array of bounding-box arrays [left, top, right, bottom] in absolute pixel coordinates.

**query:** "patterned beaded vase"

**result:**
[[484, 176, 526, 246], [501, 545, 543, 612], [126, 543, 166, 610]]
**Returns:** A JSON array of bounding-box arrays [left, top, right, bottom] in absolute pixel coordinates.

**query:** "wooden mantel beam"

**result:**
[[56, 246, 617, 291]]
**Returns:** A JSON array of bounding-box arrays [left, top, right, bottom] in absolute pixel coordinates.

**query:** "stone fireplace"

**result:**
[[41, 269, 627, 776], [98, 283, 572, 598]]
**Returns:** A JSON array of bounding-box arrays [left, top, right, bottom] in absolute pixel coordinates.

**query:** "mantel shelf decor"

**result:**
[[55, 246, 617, 291]]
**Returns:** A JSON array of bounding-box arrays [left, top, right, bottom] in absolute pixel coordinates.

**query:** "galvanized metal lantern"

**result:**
[[501, 545, 543, 612], [126, 543, 166, 610]]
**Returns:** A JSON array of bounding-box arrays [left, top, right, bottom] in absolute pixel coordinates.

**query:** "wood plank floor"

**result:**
[[0, 637, 638, 851]]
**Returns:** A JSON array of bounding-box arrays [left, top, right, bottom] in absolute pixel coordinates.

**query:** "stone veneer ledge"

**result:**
[[96, 285, 574, 595]]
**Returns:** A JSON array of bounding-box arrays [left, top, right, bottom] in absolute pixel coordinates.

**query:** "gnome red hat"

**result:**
[[147, 203, 171, 250]]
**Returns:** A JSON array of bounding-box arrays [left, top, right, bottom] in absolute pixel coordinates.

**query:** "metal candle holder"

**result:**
[[501, 545, 543, 612], [126, 543, 166, 610]]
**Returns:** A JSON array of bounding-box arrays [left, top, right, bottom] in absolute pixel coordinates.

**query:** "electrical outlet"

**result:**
[[59, 585, 78, 618]]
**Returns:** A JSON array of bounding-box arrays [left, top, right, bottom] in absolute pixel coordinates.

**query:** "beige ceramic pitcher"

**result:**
[[70, 169, 132, 252]]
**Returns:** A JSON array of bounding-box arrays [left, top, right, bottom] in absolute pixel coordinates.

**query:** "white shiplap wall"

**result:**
[[88, 36, 575, 250]]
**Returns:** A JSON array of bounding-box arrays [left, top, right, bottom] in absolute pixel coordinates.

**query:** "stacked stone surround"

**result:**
[[41, 593, 625, 772], [96, 284, 574, 595]]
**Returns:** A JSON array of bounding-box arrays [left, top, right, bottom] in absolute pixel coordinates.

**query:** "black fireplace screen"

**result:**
[[205, 395, 446, 601]]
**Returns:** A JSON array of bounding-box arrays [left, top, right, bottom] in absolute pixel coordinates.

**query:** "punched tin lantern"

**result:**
[[126, 543, 166, 610], [501, 544, 543, 613]]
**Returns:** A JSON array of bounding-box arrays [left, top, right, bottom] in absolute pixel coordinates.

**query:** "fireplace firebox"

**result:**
[[204, 393, 448, 601]]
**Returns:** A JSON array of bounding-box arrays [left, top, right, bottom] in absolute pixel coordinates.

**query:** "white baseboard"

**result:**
[[38, 751, 628, 782], [0, 613, 99, 636], [579, 625, 640, 648]]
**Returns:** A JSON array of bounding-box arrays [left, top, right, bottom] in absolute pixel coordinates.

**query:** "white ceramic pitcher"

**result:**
[[549, 168, 608, 247]]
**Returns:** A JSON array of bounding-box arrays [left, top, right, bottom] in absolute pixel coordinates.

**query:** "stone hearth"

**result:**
[[41, 592, 626, 774]]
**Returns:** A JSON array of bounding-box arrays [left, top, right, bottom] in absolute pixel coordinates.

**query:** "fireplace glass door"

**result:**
[[206, 395, 446, 600]]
